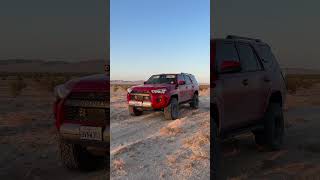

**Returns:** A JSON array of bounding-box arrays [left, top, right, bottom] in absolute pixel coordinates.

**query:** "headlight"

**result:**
[[54, 84, 71, 99], [151, 89, 167, 94], [127, 87, 132, 93]]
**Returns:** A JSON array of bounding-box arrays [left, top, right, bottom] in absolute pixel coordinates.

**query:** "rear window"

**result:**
[[215, 41, 239, 73]]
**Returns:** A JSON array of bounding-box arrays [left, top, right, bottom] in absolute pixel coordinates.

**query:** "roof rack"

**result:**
[[226, 35, 262, 42]]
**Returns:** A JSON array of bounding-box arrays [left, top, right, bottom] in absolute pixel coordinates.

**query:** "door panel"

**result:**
[[219, 73, 252, 130], [177, 75, 187, 102], [184, 75, 193, 100]]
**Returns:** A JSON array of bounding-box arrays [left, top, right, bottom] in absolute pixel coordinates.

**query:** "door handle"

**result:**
[[242, 79, 248, 86]]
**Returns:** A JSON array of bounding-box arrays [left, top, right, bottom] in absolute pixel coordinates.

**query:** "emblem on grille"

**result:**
[[79, 108, 86, 118], [88, 93, 95, 99]]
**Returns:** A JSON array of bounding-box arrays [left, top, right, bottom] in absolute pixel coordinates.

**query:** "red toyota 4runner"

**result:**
[[211, 36, 287, 178], [127, 73, 199, 120], [53, 74, 109, 170]]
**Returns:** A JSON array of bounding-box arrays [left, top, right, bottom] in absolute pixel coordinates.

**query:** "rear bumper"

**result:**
[[59, 123, 109, 147]]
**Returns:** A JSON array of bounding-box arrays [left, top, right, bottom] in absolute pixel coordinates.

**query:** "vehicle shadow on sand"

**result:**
[[219, 107, 320, 180]]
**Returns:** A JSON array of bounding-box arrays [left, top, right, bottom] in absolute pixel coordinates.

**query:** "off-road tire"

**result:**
[[129, 106, 143, 116], [164, 98, 179, 120], [256, 102, 284, 150], [189, 93, 199, 109], [212, 121, 221, 179], [59, 140, 102, 171]]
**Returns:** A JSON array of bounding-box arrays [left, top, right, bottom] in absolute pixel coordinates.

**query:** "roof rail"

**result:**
[[226, 35, 262, 42]]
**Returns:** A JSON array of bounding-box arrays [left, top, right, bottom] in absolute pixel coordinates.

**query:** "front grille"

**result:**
[[64, 91, 109, 123], [68, 92, 109, 101], [130, 94, 150, 101], [64, 106, 109, 122]]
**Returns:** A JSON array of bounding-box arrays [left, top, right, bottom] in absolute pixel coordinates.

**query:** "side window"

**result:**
[[189, 75, 198, 85], [177, 74, 184, 82], [215, 41, 240, 73], [236, 43, 260, 72], [257, 45, 275, 69], [184, 75, 192, 84]]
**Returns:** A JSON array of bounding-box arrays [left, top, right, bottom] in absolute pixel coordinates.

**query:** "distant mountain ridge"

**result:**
[[0, 59, 106, 73], [111, 80, 144, 85]]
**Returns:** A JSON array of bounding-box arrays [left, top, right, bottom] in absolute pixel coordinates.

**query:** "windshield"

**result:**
[[145, 74, 176, 84]]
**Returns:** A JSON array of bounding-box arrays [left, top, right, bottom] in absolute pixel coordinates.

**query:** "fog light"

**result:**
[[157, 97, 162, 102]]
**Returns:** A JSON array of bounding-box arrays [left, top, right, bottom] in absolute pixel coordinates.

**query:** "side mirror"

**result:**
[[178, 80, 185, 85], [220, 60, 241, 73], [143, 81, 147, 84]]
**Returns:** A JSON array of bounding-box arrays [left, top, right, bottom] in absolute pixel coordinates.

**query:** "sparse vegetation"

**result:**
[[9, 78, 27, 97], [160, 119, 183, 136], [112, 159, 126, 176], [286, 74, 320, 93], [112, 84, 133, 92], [199, 84, 209, 91], [37, 76, 70, 92], [0, 72, 91, 97]]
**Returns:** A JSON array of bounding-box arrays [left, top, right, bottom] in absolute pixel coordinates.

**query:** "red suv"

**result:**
[[211, 36, 287, 177], [53, 74, 109, 170], [127, 73, 199, 120]]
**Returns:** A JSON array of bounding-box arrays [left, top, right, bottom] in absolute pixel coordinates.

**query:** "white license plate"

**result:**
[[80, 126, 102, 141]]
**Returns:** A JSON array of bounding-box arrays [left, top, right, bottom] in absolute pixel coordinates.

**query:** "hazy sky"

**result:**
[[213, 0, 320, 69], [111, 0, 210, 83], [0, 0, 108, 61]]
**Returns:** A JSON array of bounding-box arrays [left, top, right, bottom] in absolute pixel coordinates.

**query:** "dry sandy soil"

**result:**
[[110, 87, 210, 180], [1, 77, 320, 180], [220, 84, 320, 180], [0, 78, 108, 180]]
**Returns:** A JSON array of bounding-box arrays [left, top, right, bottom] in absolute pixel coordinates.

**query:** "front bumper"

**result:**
[[59, 123, 109, 147], [127, 93, 170, 109], [128, 100, 152, 108]]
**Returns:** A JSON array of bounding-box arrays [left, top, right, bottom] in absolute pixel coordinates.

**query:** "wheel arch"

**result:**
[[269, 91, 283, 107]]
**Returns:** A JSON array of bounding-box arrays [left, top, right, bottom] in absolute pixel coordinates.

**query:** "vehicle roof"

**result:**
[[152, 73, 194, 76], [213, 36, 269, 46]]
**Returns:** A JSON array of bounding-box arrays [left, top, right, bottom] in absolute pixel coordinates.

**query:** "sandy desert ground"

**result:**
[[1, 76, 320, 180], [110, 87, 210, 180]]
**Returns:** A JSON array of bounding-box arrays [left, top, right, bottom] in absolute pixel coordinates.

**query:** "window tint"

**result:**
[[236, 43, 260, 72], [145, 74, 176, 84], [257, 45, 275, 69], [215, 41, 239, 73], [184, 75, 192, 84]]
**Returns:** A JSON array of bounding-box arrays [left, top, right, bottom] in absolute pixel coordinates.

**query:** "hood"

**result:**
[[68, 74, 109, 92], [130, 83, 175, 92]]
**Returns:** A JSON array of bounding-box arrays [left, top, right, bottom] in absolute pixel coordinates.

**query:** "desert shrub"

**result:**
[[286, 74, 320, 93], [9, 79, 27, 97], [37, 76, 69, 92], [113, 85, 119, 92], [199, 85, 209, 91]]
